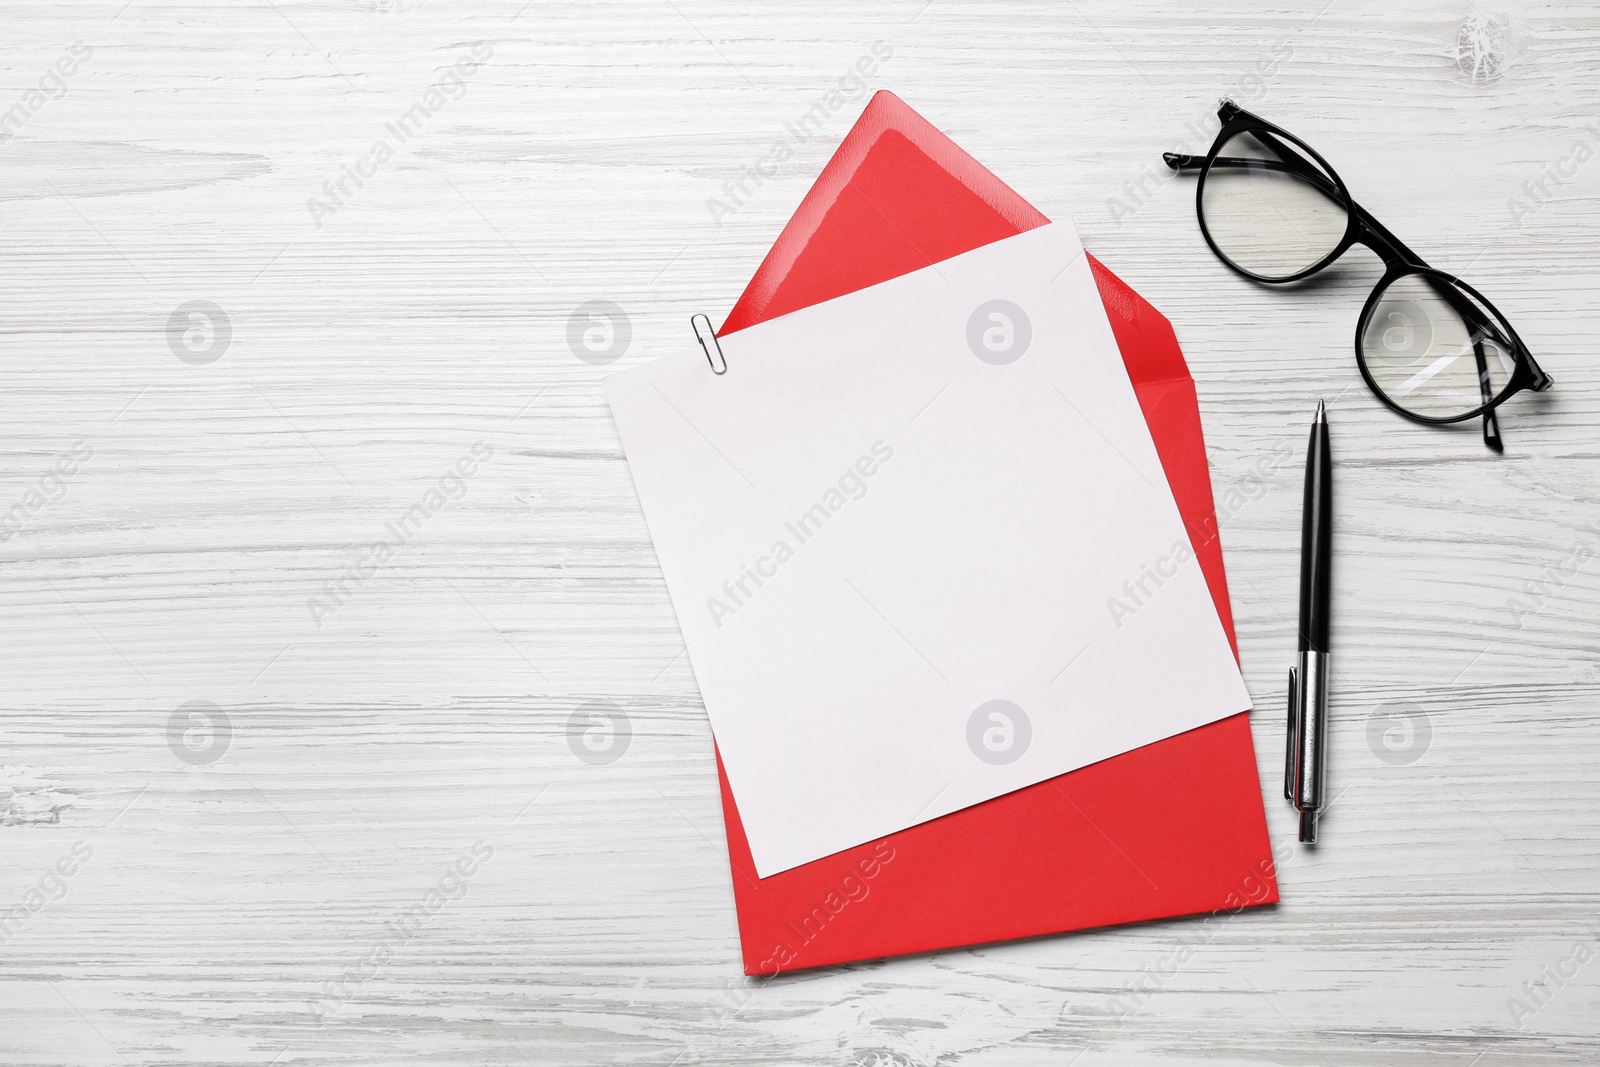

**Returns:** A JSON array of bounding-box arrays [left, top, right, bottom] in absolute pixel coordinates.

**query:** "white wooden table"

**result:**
[[2, 1, 1596, 1063]]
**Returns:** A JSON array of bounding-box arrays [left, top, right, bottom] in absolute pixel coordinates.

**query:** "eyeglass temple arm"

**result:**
[[1164, 150, 1342, 201], [1165, 124, 1326, 179], [1474, 342, 1504, 452]]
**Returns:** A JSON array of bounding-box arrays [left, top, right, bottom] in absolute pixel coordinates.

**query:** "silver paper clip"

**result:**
[[692, 313, 727, 375]]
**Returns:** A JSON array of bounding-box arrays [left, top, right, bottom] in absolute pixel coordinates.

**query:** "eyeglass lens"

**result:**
[[1199, 131, 1348, 281], [1360, 274, 1518, 420]]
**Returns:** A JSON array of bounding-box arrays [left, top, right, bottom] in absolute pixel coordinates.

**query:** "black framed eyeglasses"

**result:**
[[1164, 101, 1553, 453]]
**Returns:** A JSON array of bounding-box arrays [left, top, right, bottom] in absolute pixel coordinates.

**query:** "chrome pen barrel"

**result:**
[[1288, 649, 1330, 842]]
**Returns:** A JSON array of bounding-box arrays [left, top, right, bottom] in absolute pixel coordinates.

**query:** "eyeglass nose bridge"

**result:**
[[1350, 204, 1426, 271]]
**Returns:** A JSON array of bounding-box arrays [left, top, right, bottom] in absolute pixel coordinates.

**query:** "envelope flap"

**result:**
[[724, 92, 1194, 389], [723, 90, 1047, 334]]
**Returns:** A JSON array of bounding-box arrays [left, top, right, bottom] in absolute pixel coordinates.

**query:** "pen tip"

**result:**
[[1315, 399, 1326, 423]]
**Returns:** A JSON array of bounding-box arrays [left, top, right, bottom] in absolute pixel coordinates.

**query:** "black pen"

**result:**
[[1286, 399, 1332, 844]]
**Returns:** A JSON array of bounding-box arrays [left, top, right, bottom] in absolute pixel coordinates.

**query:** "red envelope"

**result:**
[[715, 92, 1276, 975]]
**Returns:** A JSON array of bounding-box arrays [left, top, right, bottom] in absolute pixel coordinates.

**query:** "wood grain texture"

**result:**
[[1, 0, 1597, 1063]]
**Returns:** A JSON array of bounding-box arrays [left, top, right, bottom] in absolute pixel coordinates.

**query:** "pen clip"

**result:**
[[1284, 666, 1298, 801], [692, 313, 727, 375]]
